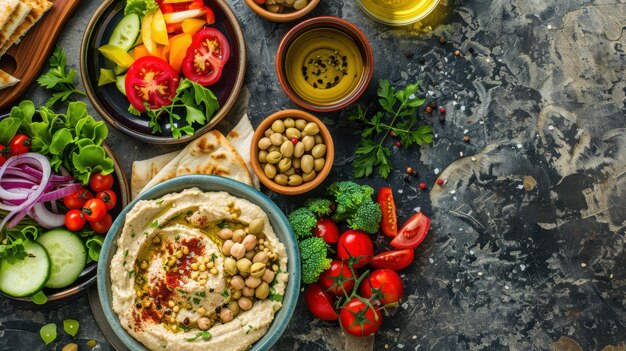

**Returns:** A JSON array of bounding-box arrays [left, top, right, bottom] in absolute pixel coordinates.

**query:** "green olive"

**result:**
[[258, 150, 268, 163], [264, 163, 277, 178], [314, 158, 325, 172], [280, 140, 294, 157], [292, 157, 301, 169], [314, 135, 324, 144], [295, 119, 307, 130], [283, 167, 296, 176], [248, 218, 264, 235], [293, 0, 307, 9], [311, 144, 326, 158], [303, 122, 320, 136], [284, 118, 295, 128], [293, 142, 305, 158], [274, 174, 288, 185], [302, 136, 315, 151], [266, 4, 280, 12], [264, 129, 273, 137], [302, 170, 317, 182], [278, 158, 292, 172], [268, 145, 280, 153], [271, 120, 285, 133], [270, 133, 284, 146], [224, 257, 238, 275], [301, 155, 314, 173], [285, 127, 301, 140], [258, 137, 271, 150], [237, 258, 252, 274], [266, 151, 282, 164], [288, 174, 303, 186]]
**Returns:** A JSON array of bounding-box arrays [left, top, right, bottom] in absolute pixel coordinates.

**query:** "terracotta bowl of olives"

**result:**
[[244, 0, 320, 23], [250, 109, 334, 195]]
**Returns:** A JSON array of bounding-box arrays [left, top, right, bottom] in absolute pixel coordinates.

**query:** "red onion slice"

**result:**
[[29, 203, 66, 229]]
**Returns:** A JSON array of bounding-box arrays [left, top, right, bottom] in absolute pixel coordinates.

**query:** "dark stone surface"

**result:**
[[1, 0, 625, 350]]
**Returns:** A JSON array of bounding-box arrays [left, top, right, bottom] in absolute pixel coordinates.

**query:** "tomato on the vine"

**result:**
[[390, 212, 430, 249], [313, 217, 340, 244], [90, 213, 113, 235], [337, 230, 373, 268], [82, 199, 107, 222], [359, 269, 404, 305], [377, 187, 397, 237], [89, 172, 114, 192], [182, 27, 230, 86], [63, 188, 94, 210], [318, 260, 355, 297], [65, 209, 86, 231], [96, 190, 118, 211], [305, 283, 338, 321], [370, 249, 414, 271], [0, 145, 8, 166], [339, 297, 383, 337], [8, 134, 30, 156]]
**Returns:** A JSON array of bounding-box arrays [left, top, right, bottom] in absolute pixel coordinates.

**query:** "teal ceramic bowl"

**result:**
[[97, 175, 300, 350]]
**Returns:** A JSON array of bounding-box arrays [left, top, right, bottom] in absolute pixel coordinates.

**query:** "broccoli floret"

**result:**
[[305, 198, 333, 217], [347, 200, 382, 234], [299, 237, 332, 284], [288, 208, 317, 240], [328, 181, 375, 221]]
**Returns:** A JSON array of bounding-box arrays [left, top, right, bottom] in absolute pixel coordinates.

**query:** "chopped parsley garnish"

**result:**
[[269, 294, 283, 302], [123, 249, 129, 257], [221, 289, 230, 298], [217, 221, 228, 229], [197, 292, 206, 298], [128, 270, 134, 278], [192, 297, 201, 305], [185, 331, 211, 342], [210, 253, 217, 261], [150, 220, 159, 228]]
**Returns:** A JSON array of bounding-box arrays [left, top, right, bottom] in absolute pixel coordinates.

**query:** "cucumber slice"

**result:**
[[0, 241, 51, 297], [109, 13, 141, 52], [116, 75, 127, 96], [114, 64, 128, 75], [37, 229, 87, 289]]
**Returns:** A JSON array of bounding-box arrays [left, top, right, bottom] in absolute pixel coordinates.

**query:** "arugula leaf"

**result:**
[[350, 80, 433, 179], [37, 47, 85, 107]]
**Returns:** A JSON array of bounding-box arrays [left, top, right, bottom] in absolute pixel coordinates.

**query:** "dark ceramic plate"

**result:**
[[0, 113, 130, 301], [80, 0, 247, 144]]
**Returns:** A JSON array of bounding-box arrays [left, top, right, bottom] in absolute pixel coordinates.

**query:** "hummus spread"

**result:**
[[111, 188, 289, 351]]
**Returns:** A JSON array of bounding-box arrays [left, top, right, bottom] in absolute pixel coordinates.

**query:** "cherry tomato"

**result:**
[[96, 190, 118, 211], [182, 28, 230, 86], [82, 198, 107, 222], [90, 213, 113, 235], [377, 187, 397, 237], [390, 212, 430, 249], [318, 260, 355, 297], [89, 172, 114, 192], [337, 230, 373, 268], [304, 283, 338, 321], [125, 56, 180, 112], [63, 188, 94, 210], [339, 297, 382, 337], [370, 249, 414, 271], [8, 134, 30, 156], [65, 209, 86, 231], [313, 217, 340, 244], [0, 145, 8, 166], [359, 269, 404, 305]]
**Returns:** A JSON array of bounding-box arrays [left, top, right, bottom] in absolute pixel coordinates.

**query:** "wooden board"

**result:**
[[0, 0, 83, 112]]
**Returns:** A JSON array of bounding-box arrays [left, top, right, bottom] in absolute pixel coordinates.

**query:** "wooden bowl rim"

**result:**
[[250, 109, 334, 195], [244, 0, 320, 22]]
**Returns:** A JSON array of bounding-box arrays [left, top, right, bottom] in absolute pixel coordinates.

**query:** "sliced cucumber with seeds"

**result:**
[[0, 241, 51, 297], [108, 13, 141, 52], [37, 229, 87, 289], [116, 75, 127, 96]]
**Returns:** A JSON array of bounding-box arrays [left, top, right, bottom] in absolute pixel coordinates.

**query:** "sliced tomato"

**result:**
[[125, 56, 180, 112], [182, 27, 230, 86], [305, 283, 338, 321], [377, 187, 397, 237], [390, 212, 430, 249], [370, 249, 414, 271], [158, 0, 203, 13]]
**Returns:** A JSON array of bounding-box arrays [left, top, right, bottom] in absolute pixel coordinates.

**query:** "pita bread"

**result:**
[[134, 130, 253, 199], [226, 115, 260, 188], [131, 151, 178, 200], [0, 69, 19, 90], [0, 0, 52, 57], [0, 1, 30, 51], [0, 0, 20, 30]]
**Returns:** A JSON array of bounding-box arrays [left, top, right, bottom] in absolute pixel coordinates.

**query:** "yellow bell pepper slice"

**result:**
[[98, 45, 135, 68], [141, 11, 158, 55], [181, 18, 205, 36], [152, 9, 170, 46]]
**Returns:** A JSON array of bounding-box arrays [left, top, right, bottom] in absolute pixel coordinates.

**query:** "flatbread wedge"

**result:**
[[0, 69, 19, 90], [0, 0, 20, 31], [131, 151, 178, 199], [134, 130, 253, 198], [0, 0, 52, 57], [0, 1, 31, 52]]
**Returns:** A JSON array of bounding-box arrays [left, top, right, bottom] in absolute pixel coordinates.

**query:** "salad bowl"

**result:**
[[80, 0, 247, 144]]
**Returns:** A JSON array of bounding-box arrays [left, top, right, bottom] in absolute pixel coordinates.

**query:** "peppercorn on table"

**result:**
[[1, 0, 625, 350]]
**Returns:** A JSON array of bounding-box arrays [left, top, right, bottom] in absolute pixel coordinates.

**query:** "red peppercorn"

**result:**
[[436, 179, 444, 185], [425, 106, 433, 113], [419, 183, 427, 190], [396, 141, 401, 147], [406, 167, 414, 174], [291, 138, 298, 145], [439, 106, 446, 114]]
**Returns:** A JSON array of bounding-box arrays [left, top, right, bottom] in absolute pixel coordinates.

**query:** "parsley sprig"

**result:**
[[144, 78, 219, 139], [349, 80, 433, 178], [36, 46, 86, 107]]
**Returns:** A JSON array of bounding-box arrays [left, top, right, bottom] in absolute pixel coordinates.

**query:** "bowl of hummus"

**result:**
[[97, 175, 299, 351]]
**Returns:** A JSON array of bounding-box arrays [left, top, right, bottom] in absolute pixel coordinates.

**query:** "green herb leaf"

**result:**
[[40, 323, 57, 345], [125, 0, 158, 16], [185, 331, 211, 342], [63, 319, 80, 337], [86, 236, 104, 262], [37, 47, 85, 107]]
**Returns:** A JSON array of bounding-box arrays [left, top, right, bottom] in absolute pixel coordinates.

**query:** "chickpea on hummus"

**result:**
[[110, 188, 288, 351]]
